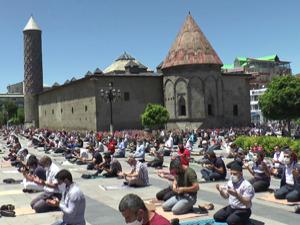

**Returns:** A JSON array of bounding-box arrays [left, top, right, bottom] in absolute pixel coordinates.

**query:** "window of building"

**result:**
[[85, 105, 88, 112], [61, 108, 63, 114], [44, 110, 46, 116], [52, 109, 54, 115], [124, 92, 130, 101], [233, 105, 238, 116], [208, 104, 213, 116], [72, 107, 74, 114], [178, 96, 186, 116]]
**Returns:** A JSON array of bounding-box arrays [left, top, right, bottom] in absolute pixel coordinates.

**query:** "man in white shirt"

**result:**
[[214, 162, 254, 225], [30, 156, 61, 213], [274, 149, 300, 202]]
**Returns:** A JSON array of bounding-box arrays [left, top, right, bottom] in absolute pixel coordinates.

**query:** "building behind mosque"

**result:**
[[23, 14, 251, 131]]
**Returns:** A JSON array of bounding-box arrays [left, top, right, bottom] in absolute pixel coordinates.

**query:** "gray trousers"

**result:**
[[162, 194, 197, 215], [274, 184, 300, 202], [30, 192, 61, 213]]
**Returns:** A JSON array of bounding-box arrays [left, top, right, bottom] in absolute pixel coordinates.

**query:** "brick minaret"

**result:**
[[23, 16, 43, 127]]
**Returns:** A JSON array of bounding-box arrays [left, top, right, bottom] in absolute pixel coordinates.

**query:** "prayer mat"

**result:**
[[0, 189, 23, 196], [198, 179, 228, 184], [15, 207, 36, 216], [143, 198, 164, 206], [179, 218, 255, 225], [98, 184, 132, 191], [2, 170, 19, 174], [257, 193, 300, 206], [155, 206, 208, 221], [0, 162, 12, 168]]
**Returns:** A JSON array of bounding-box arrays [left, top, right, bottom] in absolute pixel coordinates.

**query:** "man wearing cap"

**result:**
[[274, 149, 300, 202], [119, 155, 149, 187], [214, 162, 255, 225], [97, 152, 122, 177]]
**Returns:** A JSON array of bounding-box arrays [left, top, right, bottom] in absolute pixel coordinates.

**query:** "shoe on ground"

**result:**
[[0, 210, 16, 217]]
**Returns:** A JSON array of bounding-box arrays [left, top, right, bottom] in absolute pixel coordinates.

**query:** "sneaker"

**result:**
[[0, 210, 15, 217], [170, 218, 180, 225]]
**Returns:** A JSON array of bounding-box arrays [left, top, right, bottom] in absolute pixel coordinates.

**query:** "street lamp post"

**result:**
[[100, 82, 121, 133]]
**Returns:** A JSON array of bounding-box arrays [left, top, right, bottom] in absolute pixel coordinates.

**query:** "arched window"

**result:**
[[178, 96, 186, 116]]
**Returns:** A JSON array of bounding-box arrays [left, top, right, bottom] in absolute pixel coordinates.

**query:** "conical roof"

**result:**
[[162, 13, 222, 69], [23, 16, 41, 31]]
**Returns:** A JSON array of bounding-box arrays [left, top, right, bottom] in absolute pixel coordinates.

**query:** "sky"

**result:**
[[0, 0, 299, 92]]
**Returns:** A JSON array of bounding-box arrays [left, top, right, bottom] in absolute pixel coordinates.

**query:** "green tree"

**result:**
[[259, 75, 300, 134], [141, 104, 169, 129], [0, 111, 4, 126], [4, 100, 18, 119]]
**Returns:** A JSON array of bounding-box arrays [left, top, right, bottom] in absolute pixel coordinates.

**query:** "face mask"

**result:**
[[283, 157, 290, 165], [252, 156, 258, 163], [58, 183, 66, 193], [231, 175, 240, 183], [127, 219, 143, 225]]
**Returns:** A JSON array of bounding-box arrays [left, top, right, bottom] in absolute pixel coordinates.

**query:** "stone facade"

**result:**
[[24, 14, 251, 131], [163, 65, 250, 129], [38, 75, 163, 131]]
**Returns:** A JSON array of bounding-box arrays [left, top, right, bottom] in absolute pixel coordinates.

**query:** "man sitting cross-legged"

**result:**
[[162, 157, 199, 215], [119, 154, 149, 187], [200, 149, 227, 182], [30, 156, 62, 213], [21, 155, 46, 193], [214, 162, 255, 225], [97, 152, 122, 177]]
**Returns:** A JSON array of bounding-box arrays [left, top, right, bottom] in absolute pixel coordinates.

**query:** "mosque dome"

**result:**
[[103, 52, 149, 74]]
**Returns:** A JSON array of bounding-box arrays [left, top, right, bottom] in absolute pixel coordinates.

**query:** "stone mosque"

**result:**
[[23, 13, 251, 131]]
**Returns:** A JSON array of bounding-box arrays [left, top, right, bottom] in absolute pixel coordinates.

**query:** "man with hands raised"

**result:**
[[214, 162, 255, 225]]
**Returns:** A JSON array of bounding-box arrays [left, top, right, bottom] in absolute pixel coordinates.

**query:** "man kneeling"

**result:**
[[214, 162, 254, 225], [162, 158, 199, 215]]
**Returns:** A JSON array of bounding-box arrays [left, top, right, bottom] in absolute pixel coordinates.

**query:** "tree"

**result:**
[[141, 104, 170, 129], [259, 75, 300, 134], [4, 100, 18, 119]]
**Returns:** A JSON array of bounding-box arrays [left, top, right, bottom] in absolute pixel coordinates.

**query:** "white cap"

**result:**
[[23, 16, 41, 31]]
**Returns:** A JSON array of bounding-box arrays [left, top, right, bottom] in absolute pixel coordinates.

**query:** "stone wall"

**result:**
[[95, 76, 163, 131], [38, 76, 163, 131], [38, 78, 97, 131], [222, 74, 251, 127], [163, 65, 250, 129]]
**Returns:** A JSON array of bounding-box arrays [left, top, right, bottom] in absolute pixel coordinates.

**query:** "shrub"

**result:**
[[234, 136, 300, 157]]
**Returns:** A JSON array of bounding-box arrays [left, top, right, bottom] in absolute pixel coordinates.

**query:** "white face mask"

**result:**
[[58, 183, 66, 193], [283, 157, 290, 165], [231, 175, 240, 183], [127, 219, 143, 225], [252, 156, 258, 163]]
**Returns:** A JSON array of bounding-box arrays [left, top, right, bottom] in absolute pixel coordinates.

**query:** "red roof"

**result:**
[[162, 14, 222, 69]]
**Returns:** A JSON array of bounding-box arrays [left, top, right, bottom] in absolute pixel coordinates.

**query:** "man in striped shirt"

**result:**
[[120, 154, 149, 187]]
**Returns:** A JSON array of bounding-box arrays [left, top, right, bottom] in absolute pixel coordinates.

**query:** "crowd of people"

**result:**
[[0, 124, 300, 225]]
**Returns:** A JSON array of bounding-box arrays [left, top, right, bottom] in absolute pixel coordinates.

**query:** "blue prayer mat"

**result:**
[[180, 219, 255, 225], [180, 219, 227, 225]]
